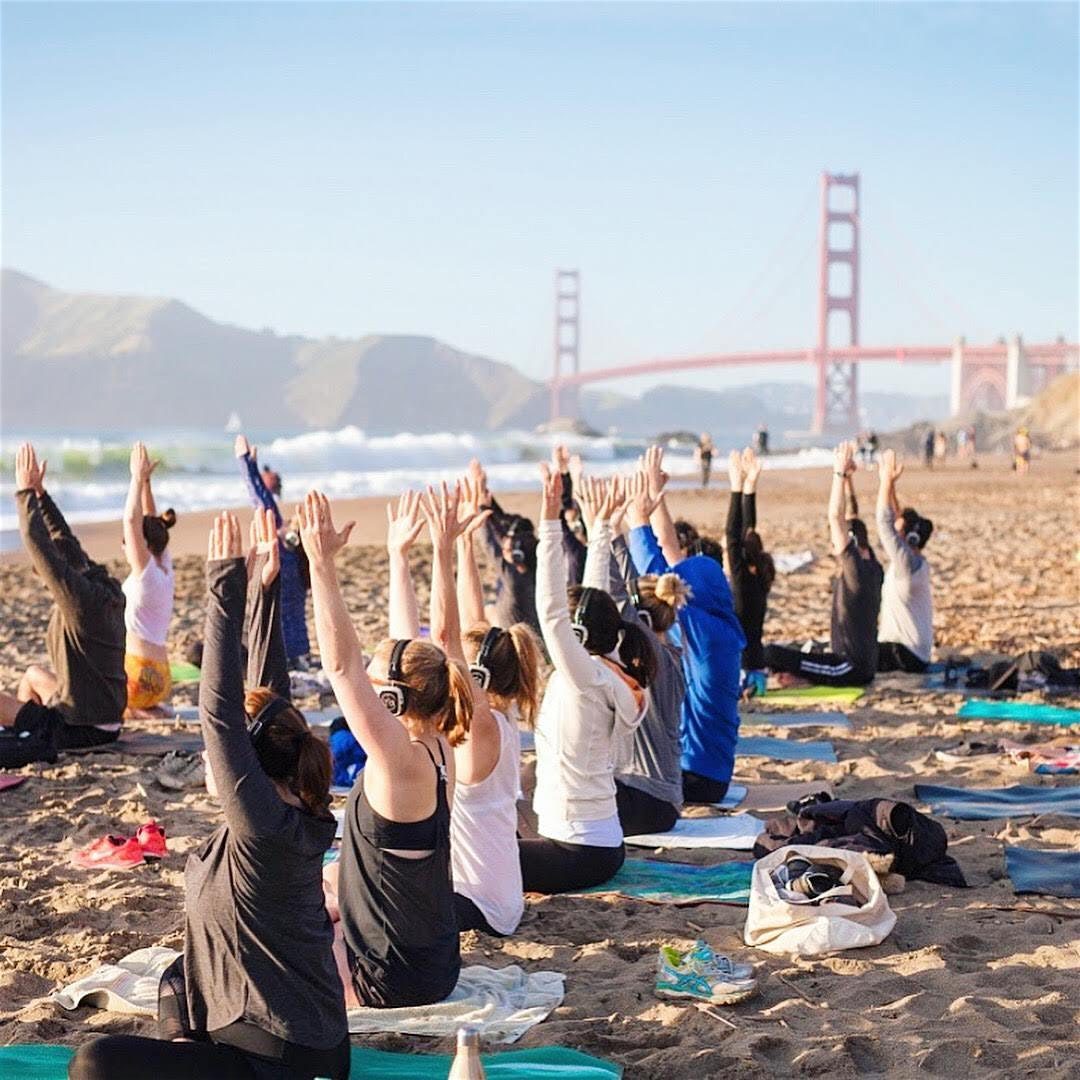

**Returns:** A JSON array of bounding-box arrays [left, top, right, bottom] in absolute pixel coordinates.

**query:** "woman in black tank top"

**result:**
[[299, 489, 475, 1009]]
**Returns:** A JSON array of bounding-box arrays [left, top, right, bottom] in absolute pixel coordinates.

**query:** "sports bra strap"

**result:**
[[411, 738, 448, 782]]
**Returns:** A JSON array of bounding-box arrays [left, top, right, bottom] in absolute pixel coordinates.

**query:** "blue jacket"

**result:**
[[628, 525, 745, 784]]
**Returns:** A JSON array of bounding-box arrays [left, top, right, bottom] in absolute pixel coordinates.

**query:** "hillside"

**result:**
[[1, 270, 947, 436]]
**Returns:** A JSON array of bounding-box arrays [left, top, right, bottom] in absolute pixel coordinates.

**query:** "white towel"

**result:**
[[50, 947, 563, 1044], [624, 812, 764, 850]]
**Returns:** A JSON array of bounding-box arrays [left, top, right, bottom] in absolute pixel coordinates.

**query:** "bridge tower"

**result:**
[[551, 269, 581, 420], [813, 172, 861, 434]]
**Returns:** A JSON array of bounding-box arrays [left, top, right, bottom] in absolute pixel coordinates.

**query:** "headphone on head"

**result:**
[[247, 695, 293, 747], [627, 577, 653, 630], [469, 626, 503, 691], [571, 587, 598, 646], [378, 639, 411, 717], [905, 529, 922, 548]]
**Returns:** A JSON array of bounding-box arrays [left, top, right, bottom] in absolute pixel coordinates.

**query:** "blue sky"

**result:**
[[3, 1, 1077, 398]]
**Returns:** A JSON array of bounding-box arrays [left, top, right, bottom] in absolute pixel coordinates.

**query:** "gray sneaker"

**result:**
[[156, 750, 205, 791]]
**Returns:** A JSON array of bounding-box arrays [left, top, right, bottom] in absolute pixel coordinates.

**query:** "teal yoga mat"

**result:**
[[0, 1045, 621, 1079], [957, 700, 1080, 727], [915, 783, 1080, 820], [1004, 846, 1080, 899], [577, 857, 753, 905], [735, 735, 838, 763]]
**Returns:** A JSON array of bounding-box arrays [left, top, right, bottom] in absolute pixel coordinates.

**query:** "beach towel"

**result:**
[[1000, 739, 1080, 776], [0, 1045, 620, 1080], [914, 783, 1080, 820], [624, 812, 764, 850], [741, 711, 853, 730], [63, 731, 204, 757], [50, 947, 564, 1044], [763, 685, 864, 706], [715, 783, 748, 809], [736, 735, 838, 763], [168, 661, 201, 684], [574, 857, 753, 905], [0, 773, 28, 792], [957, 700, 1080, 727], [1004, 846, 1080, 899]]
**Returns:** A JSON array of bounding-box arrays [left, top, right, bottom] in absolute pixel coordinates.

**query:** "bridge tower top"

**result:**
[[551, 269, 581, 420]]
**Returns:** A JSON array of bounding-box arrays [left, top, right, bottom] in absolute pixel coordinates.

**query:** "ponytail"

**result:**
[[743, 530, 775, 593], [441, 659, 474, 747], [463, 622, 543, 728], [636, 572, 691, 634], [617, 619, 657, 689], [292, 730, 333, 817]]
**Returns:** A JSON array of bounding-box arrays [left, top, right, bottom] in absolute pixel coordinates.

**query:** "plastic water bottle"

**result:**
[[448, 1022, 485, 1079]]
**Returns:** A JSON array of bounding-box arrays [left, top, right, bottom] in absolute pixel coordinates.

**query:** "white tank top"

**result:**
[[122, 550, 175, 647], [450, 708, 524, 935]]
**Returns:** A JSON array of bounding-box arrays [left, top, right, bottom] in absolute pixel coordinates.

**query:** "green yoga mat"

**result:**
[[762, 685, 864, 705], [577, 857, 753, 905], [957, 700, 1080, 727], [0, 1044, 621, 1079], [169, 661, 201, 684]]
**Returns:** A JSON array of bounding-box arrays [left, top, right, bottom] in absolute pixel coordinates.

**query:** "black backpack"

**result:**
[[0, 723, 58, 768]]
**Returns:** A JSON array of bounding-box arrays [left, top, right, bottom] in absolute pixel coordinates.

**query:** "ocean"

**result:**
[[0, 426, 833, 552]]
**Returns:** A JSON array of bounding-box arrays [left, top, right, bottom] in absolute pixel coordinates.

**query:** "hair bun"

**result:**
[[161, 508, 177, 529], [653, 572, 691, 610]]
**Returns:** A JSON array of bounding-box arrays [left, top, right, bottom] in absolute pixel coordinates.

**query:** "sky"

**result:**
[[3, 1, 1077, 399]]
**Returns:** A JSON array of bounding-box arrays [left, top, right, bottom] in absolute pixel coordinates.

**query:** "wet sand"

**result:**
[[1, 453, 1078, 1078]]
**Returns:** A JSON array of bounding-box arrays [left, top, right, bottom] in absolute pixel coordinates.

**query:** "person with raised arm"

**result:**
[[726, 448, 775, 700], [68, 509, 347, 1080], [764, 442, 884, 686], [578, 474, 689, 837], [121, 442, 177, 717], [875, 449, 934, 673], [234, 433, 311, 667], [1, 443, 126, 764], [521, 467, 655, 893], [304, 491, 472, 1007], [626, 458, 746, 805]]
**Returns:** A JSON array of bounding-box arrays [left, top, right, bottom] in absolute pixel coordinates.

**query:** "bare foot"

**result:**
[[775, 672, 811, 689]]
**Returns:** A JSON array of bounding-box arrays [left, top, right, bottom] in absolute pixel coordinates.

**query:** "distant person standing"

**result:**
[[924, 429, 935, 469], [1013, 427, 1032, 476], [934, 430, 948, 465], [695, 433, 715, 488], [754, 424, 770, 456], [867, 431, 879, 466], [966, 424, 978, 467]]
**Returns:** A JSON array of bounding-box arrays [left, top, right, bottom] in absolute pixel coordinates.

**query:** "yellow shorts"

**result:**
[[125, 655, 172, 710]]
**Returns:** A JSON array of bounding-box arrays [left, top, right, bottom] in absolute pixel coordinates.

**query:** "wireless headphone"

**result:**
[[571, 587, 598, 646], [627, 577, 653, 630], [905, 529, 922, 548], [247, 695, 293, 747], [469, 626, 503, 691], [378, 639, 411, 717]]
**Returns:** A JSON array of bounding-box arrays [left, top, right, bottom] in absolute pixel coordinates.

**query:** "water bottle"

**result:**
[[448, 1022, 486, 1079]]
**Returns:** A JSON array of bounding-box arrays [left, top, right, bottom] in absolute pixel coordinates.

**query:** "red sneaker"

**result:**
[[72, 834, 146, 870], [136, 821, 167, 861]]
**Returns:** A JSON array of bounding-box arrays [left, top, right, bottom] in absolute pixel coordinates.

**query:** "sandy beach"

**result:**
[[1, 453, 1078, 1078]]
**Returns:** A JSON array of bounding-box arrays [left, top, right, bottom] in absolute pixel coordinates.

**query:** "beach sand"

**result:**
[[1, 454, 1078, 1078]]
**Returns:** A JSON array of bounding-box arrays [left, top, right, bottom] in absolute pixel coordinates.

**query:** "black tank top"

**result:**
[[338, 740, 460, 1008]]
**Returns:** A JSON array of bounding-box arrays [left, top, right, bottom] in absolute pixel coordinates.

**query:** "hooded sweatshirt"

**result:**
[[628, 525, 745, 785]]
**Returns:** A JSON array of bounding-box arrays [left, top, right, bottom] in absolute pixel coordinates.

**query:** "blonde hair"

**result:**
[[634, 573, 691, 634], [463, 623, 542, 728], [372, 639, 474, 747]]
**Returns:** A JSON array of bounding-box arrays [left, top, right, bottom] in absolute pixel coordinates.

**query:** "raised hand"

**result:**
[[15, 443, 46, 496], [833, 441, 856, 478], [208, 511, 244, 562], [130, 441, 153, 482], [233, 434, 251, 459], [552, 444, 571, 475], [539, 462, 563, 521], [298, 491, 355, 565], [386, 490, 426, 555], [568, 453, 584, 493], [741, 446, 763, 488], [626, 469, 663, 529], [608, 475, 629, 533], [642, 445, 669, 502], [421, 481, 465, 551], [459, 477, 493, 539], [728, 450, 744, 491], [467, 457, 490, 503], [248, 506, 280, 587], [880, 448, 903, 484]]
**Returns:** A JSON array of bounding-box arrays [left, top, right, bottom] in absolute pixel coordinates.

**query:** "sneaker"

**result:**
[[156, 750, 205, 791], [72, 834, 146, 870], [655, 940, 758, 1005], [136, 821, 167, 861]]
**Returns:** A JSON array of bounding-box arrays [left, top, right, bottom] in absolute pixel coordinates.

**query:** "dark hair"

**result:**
[[743, 529, 776, 592], [463, 623, 542, 727], [567, 585, 657, 688], [695, 536, 724, 568], [847, 517, 869, 550], [243, 688, 331, 816], [143, 508, 176, 556], [260, 466, 282, 497], [899, 508, 933, 549], [674, 519, 699, 549]]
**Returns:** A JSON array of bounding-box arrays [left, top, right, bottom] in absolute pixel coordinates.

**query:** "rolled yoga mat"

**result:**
[[736, 735, 838, 763], [957, 700, 1080, 727], [914, 783, 1080, 820], [1004, 846, 1080, 899]]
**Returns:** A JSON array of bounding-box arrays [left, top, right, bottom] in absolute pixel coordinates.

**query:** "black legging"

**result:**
[[615, 781, 679, 836], [453, 892, 505, 937], [67, 1034, 350, 1080], [682, 770, 729, 805], [877, 642, 928, 674], [763, 643, 874, 687], [518, 837, 625, 894]]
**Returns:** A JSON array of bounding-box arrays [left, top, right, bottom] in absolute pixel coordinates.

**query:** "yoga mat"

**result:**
[[0, 773, 28, 792], [915, 783, 1080, 820], [957, 700, 1080, 727], [715, 783, 747, 809], [171, 706, 340, 729], [738, 781, 834, 813], [624, 812, 763, 850], [1004, 846, 1080, 899], [762, 685, 864, 705], [169, 661, 201, 683], [64, 731, 204, 757], [0, 1045, 621, 1080], [741, 711, 853, 730], [575, 857, 752, 905], [736, 735, 838, 763]]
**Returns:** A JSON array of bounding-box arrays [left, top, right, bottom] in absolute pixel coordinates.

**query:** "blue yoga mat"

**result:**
[[578, 857, 753, 905], [741, 711, 853, 730], [0, 1045, 622, 1079], [1004, 846, 1080, 899], [957, 700, 1080, 727], [915, 783, 1080, 820], [736, 735, 838, 763]]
